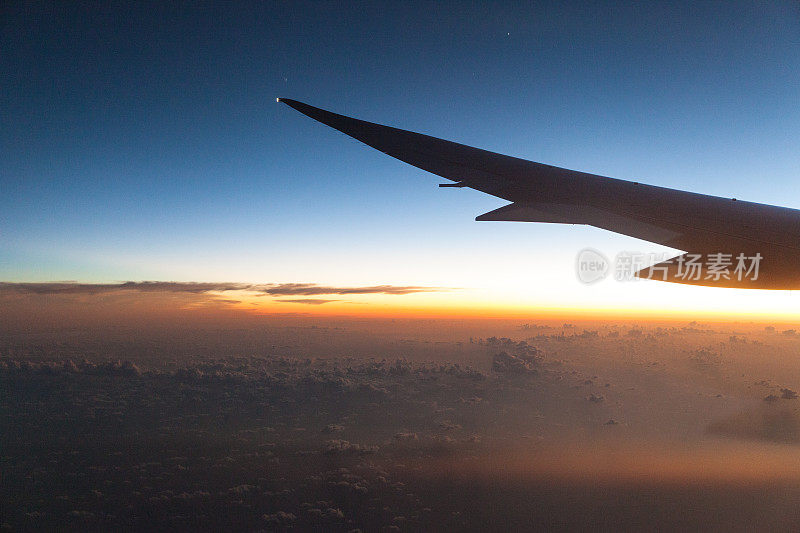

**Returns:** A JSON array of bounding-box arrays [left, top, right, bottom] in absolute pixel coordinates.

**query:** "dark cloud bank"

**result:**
[[5, 317, 800, 530]]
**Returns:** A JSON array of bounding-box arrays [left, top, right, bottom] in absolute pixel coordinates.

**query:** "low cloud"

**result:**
[[0, 282, 247, 295], [259, 283, 441, 296], [0, 282, 449, 297], [276, 299, 339, 305]]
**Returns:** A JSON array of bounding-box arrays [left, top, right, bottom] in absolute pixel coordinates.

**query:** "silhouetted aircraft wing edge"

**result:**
[[279, 98, 800, 289]]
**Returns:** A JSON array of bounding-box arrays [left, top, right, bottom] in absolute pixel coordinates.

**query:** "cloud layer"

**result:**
[[0, 281, 448, 297]]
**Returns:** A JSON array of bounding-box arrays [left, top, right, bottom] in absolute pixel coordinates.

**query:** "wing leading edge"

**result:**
[[279, 98, 800, 289]]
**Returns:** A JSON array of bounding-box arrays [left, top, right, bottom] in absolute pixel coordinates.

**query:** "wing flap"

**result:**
[[476, 202, 683, 246], [476, 203, 586, 224]]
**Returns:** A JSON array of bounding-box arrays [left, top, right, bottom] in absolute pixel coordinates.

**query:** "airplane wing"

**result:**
[[279, 98, 800, 289]]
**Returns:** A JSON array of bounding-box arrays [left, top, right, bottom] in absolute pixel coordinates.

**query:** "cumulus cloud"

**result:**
[[708, 406, 800, 443], [322, 440, 378, 456], [491, 351, 540, 374]]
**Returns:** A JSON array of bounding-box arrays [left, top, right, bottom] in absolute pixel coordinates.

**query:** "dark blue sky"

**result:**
[[2, 1, 800, 313]]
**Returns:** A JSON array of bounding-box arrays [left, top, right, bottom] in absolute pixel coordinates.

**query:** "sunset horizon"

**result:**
[[4, 2, 800, 531]]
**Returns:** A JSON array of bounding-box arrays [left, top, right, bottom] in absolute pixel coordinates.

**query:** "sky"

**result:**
[[2, 1, 800, 318]]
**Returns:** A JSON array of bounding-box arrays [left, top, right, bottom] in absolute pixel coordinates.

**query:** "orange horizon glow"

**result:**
[[216, 290, 800, 324], [4, 281, 800, 326]]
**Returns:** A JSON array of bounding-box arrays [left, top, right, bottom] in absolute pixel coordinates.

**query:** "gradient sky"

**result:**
[[2, 1, 800, 317]]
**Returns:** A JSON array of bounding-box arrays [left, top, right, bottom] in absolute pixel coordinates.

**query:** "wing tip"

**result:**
[[276, 97, 300, 107], [276, 97, 302, 108], [275, 98, 331, 122]]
